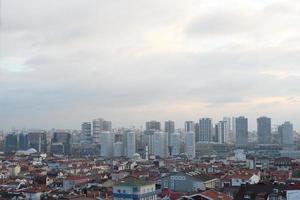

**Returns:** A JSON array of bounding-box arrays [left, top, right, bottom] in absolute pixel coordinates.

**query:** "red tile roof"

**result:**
[[200, 189, 233, 200]]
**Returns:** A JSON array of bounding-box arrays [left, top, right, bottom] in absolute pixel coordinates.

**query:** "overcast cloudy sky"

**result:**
[[1, 0, 300, 131]]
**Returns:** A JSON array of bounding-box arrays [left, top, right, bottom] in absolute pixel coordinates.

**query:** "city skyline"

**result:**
[[2, 0, 300, 130], [1, 116, 298, 133]]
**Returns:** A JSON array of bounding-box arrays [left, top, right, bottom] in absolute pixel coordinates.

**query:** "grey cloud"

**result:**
[[1, 0, 300, 130], [186, 11, 257, 36]]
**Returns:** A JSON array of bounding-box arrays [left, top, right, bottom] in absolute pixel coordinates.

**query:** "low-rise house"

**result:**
[[222, 170, 260, 187], [8, 164, 21, 177], [24, 186, 49, 200], [235, 182, 287, 200], [113, 176, 159, 200], [159, 171, 219, 193], [180, 189, 233, 200], [63, 176, 90, 191]]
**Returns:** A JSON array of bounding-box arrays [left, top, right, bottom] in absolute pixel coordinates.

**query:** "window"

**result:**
[[164, 180, 168, 188]]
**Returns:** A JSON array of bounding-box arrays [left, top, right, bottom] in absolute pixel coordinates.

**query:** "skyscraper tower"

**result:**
[[223, 117, 231, 143], [278, 121, 293, 146], [81, 122, 92, 143], [124, 131, 136, 158], [92, 118, 112, 143], [100, 131, 113, 157], [198, 118, 213, 143], [257, 117, 271, 144], [235, 116, 248, 146], [146, 121, 161, 131], [152, 131, 168, 158], [170, 132, 181, 156], [185, 132, 195, 158], [4, 133, 18, 154], [215, 121, 226, 144], [185, 121, 195, 133], [164, 120, 175, 147]]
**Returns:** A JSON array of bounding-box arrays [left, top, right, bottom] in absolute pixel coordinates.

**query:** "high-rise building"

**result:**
[[18, 133, 28, 150], [100, 131, 113, 157], [152, 131, 168, 158], [164, 120, 175, 147], [51, 131, 71, 155], [185, 132, 195, 158], [113, 142, 123, 157], [185, 121, 195, 133], [235, 116, 248, 145], [170, 132, 181, 156], [145, 121, 161, 131], [103, 120, 112, 132], [81, 122, 92, 143], [257, 117, 271, 144], [198, 118, 213, 143], [93, 118, 104, 136], [223, 117, 231, 143], [195, 123, 200, 142], [215, 121, 226, 144], [164, 120, 175, 133], [4, 133, 18, 154], [28, 131, 47, 153], [232, 117, 236, 143], [124, 131, 136, 158], [278, 121, 293, 146], [92, 118, 112, 143]]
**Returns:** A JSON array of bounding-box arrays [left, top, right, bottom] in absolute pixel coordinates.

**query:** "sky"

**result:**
[[1, 0, 300, 131]]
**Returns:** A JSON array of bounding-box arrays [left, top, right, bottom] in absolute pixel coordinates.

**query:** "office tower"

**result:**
[[143, 134, 154, 155], [113, 142, 124, 157], [18, 133, 28, 150], [185, 132, 195, 158], [185, 121, 195, 133], [152, 131, 168, 158], [223, 117, 231, 143], [170, 132, 181, 156], [235, 116, 248, 145], [115, 133, 123, 142], [103, 120, 112, 131], [100, 131, 113, 157], [28, 131, 47, 153], [93, 118, 104, 136], [51, 132, 71, 155], [195, 123, 200, 142], [81, 122, 92, 143], [70, 130, 81, 144], [198, 118, 213, 143], [165, 120, 175, 133], [278, 121, 293, 146], [232, 117, 236, 142], [213, 124, 218, 142], [92, 118, 112, 142], [4, 133, 18, 154], [145, 121, 161, 131], [165, 120, 175, 147], [93, 118, 112, 133], [124, 131, 136, 158], [257, 117, 271, 144], [215, 121, 226, 144]]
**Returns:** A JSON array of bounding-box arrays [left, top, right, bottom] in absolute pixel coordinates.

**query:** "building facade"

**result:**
[[235, 116, 248, 146], [257, 117, 271, 144], [198, 118, 213, 143]]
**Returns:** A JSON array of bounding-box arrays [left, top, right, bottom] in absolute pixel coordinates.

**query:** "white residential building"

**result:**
[[185, 131, 195, 158]]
